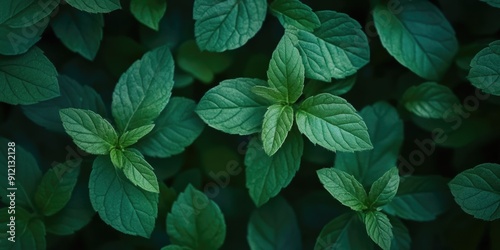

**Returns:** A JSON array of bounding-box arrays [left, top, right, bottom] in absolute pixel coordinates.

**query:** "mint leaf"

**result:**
[[167, 184, 226, 250], [449, 163, 500, 221], [270, 0, 320, 31], [194, 0, 267, 52], [262, 104, 294, 156], [303, 74, 357, 98], [245, 128, 303, 207], [193, 0, 224, 19], [0, 207, 46, 250], [22, 75, 106, 133], [317, 168, 368, 211], [60, 108, 118, 155], [296, 93, 372, 152], [247, 196, 302, 250], [480, 0, 500, 8], [112, 45, 175, 132], [368, 168, 400, 208], [34, 160, 81, 216], [196, 78, 271, 135], [296, 10, 370, 81], [468, 40, 500, 96], [0, 138, 42, 209], [335, 102, 404, 187], [0, 23, 46, 55], [136, 97, 205, 158], [89, 156, 158, 237], [401, 82, 460, 119], [389, 216, 411, 250], [119, 124, 155, 148], [373, 0, 458, 80], [51, 6, 103, 60], [314, 212, 373, 250], [119, 149, 159, 193], [267, 34, 305, 104], [251, 85, 285, 103], [65, 0, 121, 13], [0, 47, 59, 105], [383, 176, 452, 221], [363, 211, 393, 250], [131, 0, 166, 31]]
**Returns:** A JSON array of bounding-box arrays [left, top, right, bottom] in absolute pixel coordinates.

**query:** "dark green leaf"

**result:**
[[363, 211, 393, 250], [401, 82, 460, 119], [303, 74, 357, 98], [65, 0, 121, 13], [317, 167, 368, 211], [314, 212, 374, 250], [0, 207, 46, 250], [389, 216, 411, 250], [480, 0, 500, 8], [130, 0, 167, 31], [270, 0, 320, 31], [468, 40, 500, 96]]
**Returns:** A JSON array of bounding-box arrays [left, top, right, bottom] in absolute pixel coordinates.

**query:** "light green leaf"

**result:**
[[389, 216, 411, 250], [131, 0, 166, 30], [0, 138, 42, 209], [136, 97, 205, 158], [449, 163, 500, 221], [194, 0, 267, 52], [363, 211, 393, 250], [251, 85, 284, 103], [118, 149, 159, 193], [34, 160, 81, 216], [314, 212, 374, 250], [60, 108, 118, 155], [22, 75, 106, 133], [368, 168, 400, 208], [317, 167, 368, 211], [118, 124, 155, 148], [247, 196, 301, 250], [193, 0, 224, 19], [267, 34, 305, 104], [65, 0, 121, 13], [401, 82, 459, 119], [0, 207, 46, 250], [112, 45, 175, 132], [270, 0, 320, 31], [296, 10, 370, 81], [89, 156, 158, 237], [262, 104, 294, 156], [196, 78, 272, 135], [383, 176, 452, 221], [480, 0, 500, 8], [296, 93, 372, 152], [303, 74, 357, 98], [167, 184, 226, 250], [51, 6, 103, 60], [245, 128, 303, 207], [468, 40, 500, 96], [0, 47, 59, 105], [373, 0, 458, 80]]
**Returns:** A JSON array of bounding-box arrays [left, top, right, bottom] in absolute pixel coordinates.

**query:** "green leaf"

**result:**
[[335, 102, 404, 187], [480, 0, 500, 8], [401, 82, 460, 119], [161, 246, 191, 250], [267, 34, 305, 104], [60, 108, 118, 155], [119, 149, 159, 193], [368, 168, 400, 208], [247, 196, 302, 250], [449, 163, 500, 221], [314, 212, 374, 250], [130, 0, 166, 30], [65, 0, 121, 13], [111, 45, 175, 132], [119, 124, 155, 148], [136, 97, 205, 158], [269, 0, 320, 31], [167, 184, 226, 250], [261, 104, 294, 156], [296, 10, 370, 81], [0, 47, 59, 105], [251, 85, 284, 103], [303, 74, 357, 98], [34, 160, 81, 216], [196, 78, 272, 135], [468, 40, 500, 96], [194, 0, 267, 52], [51, 6, 103, 60], [296, 93, 372, 152], [110, 148, 125, 169], [389, 216, 411, 250], [0, 138, 42, 209], [373, 0, 458, 80], [0, 23, 47, 55], [383, 176, 452, 221], [22, 75, 106, 133], [177, 40, 232, 84], [0, 207, 46, 250], [317, 167, 368, 211], [245, 128, 304, 207], [89, 155, 158, 237], [363, 211, 393, 250]]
